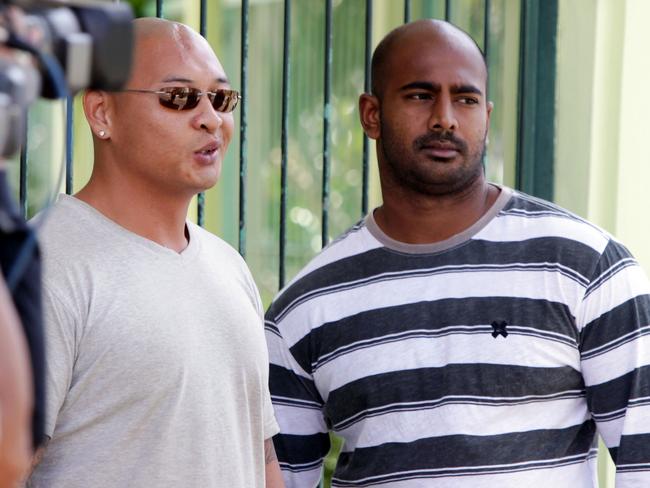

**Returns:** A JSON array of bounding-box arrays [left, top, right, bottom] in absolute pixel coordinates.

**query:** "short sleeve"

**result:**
[[41, 283, 80, 437]]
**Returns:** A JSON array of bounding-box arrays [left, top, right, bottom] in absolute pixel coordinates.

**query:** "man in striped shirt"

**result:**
[[265, 19, 650, 487]]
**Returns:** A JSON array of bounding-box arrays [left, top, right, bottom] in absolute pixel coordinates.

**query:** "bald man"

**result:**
[[265, 19, 650, 487], [27, 18, 282, 488]]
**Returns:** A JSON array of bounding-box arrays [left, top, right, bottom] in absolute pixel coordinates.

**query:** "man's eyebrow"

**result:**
[[399, 81, 440, 92], [399, 81, 483, 97], [450, 84, 483, 96], [161, 76, 230, 84]]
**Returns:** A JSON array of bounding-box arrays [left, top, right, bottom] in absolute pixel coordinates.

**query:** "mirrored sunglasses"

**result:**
[[122, 87, 241, 112]]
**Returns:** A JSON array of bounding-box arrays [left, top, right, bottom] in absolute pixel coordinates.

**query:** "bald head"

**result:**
[[132, 17, 206, 50], [126, 18, 224, 88], [371, 19, 487, 98], [82, 16, 234, 199]]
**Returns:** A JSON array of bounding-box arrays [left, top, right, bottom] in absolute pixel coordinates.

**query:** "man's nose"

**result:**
[[191, 95, 224, 133], [428, 95, 458, 132]]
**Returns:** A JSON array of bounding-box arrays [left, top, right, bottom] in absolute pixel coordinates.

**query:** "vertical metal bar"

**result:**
[[516, 0, 558, 200], [19, 131, 27, 219], [238, 0, 249, 257], [156, 0, 163, 18], [482, 0, 490, 169], [483, 0, 491, 60], [196, 0, 207, 227], [65, 96, 74, 195], [279, 0, 291, 289], [404, 0, 411, 23], [516, 0, 534, 193], [321, 0, 332, 249], [361, 0, 372, 216], [445, 0, 451, 21], [199, 0, 207, 38]]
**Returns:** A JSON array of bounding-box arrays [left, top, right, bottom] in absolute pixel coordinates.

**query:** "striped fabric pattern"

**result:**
[[265, 188, 650, 487]]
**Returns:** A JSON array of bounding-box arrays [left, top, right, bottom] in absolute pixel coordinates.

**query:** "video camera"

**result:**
[[0, 0, 134, 157]]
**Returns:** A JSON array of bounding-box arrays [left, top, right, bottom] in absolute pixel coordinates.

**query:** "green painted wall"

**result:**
[[555, 0, 650, 275], [615, 0, 650, 274], [555, 1, 650, 485]]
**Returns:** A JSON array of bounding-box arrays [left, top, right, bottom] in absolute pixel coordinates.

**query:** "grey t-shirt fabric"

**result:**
[[28, 194, 279, 488]]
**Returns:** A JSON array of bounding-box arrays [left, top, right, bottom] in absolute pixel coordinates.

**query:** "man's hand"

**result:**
[[264, 438, 285, 488], [0, 276, 33, 488]]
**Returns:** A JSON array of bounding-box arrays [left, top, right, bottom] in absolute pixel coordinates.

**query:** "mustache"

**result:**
[[413, 132, 467, 152]]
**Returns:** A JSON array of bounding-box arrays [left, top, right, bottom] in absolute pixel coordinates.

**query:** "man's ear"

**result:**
[[486, 100, 493, 130], [82, 90, 111, 139], [359, 93, 381, 140]]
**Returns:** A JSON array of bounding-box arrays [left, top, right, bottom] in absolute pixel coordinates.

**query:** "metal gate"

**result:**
[[13, 0, 557, 302]]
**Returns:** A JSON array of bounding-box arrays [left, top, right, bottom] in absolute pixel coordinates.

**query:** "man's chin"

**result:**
[[180, 177, 221, 200], [195, 180, 220, 195], [400, 169, 483, 196], [195, 165, 222, 191]]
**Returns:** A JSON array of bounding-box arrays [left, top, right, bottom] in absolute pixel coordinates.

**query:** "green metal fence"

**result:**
[[15, 0, 557, 302], [13, 0, 562, 484]]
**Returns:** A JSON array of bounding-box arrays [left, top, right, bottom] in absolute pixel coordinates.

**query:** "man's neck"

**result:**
[[374, 175, 499, 245], [75, 173, 192, 253]]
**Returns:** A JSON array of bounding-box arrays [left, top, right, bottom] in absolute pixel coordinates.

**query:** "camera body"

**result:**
[[0, 0, 134, 157]]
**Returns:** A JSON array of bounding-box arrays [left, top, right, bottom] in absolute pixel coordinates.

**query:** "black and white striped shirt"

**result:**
[[265, 186, 650, 487]]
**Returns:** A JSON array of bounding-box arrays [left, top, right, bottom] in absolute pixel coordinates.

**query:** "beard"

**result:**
[[379, 118, 487, 197]]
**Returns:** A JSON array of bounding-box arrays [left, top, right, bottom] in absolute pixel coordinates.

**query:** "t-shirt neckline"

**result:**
[[57, 194, 201, 261], [365, 185, 513, 255]]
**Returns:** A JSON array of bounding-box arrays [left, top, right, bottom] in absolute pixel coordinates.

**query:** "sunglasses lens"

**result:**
[[226, 91, 240, 112], [209, 91, 224, 111], [157, 88, 239, 112], [211, 90, 236, 113], [159, 88, 201, 110], [210, 90, 239, 113]]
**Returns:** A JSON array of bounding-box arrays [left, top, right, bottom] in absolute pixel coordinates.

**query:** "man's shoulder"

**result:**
[[188, 222, 260, 292], [188, 221, 246, 264], [32, 197, 107, 313], [504, 190, 600, 228], [267, 218, 378, 319], [302, 217, 375, 273], [35, 196, 100, 256], [497, 189, 612, 250]]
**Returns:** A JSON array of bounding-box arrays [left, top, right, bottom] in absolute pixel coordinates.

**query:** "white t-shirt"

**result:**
[[28, 195, 278, 488]]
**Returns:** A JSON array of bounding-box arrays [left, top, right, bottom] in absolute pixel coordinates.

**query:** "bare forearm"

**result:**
[[264, 438, 284, 488], [25, 437, 49, 479], [0, 277, 33, 487]]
